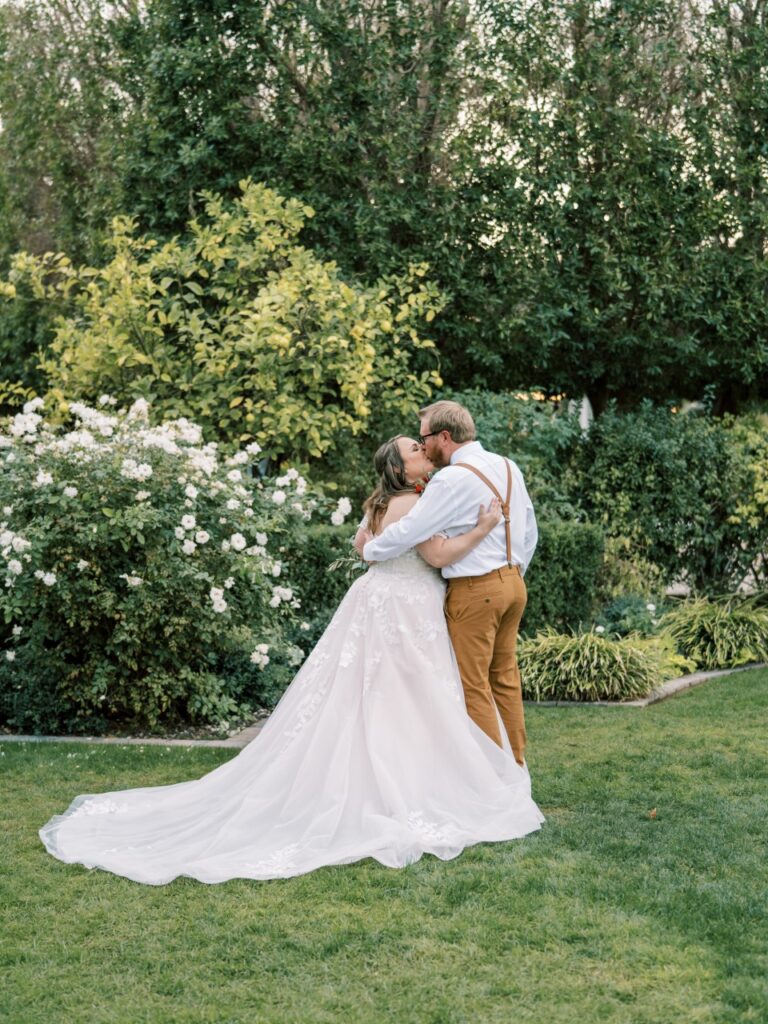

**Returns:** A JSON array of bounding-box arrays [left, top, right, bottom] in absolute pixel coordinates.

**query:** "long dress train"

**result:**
[[40, 550, 544, 884]]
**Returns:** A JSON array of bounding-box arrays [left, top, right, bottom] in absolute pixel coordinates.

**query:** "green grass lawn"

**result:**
[[2, 668, 767, 1024]]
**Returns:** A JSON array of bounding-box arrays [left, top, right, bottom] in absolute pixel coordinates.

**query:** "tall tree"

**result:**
[[0, 0, 129, 263], [465, 0, 711, 411], [685, 0, 768, 413], [1, 0, 766, 411]]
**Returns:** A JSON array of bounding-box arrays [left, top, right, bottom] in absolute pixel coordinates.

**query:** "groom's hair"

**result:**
[[419, 401, 476, 443]]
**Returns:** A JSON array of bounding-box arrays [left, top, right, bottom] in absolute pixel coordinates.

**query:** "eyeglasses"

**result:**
[[418, 431, 440, 445]]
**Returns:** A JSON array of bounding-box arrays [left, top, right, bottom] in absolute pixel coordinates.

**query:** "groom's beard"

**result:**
[[430, 448, 449, 468]]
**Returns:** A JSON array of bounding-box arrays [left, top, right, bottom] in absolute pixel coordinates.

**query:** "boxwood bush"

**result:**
[[289, 523, 361, 650], [578, 403, 766, 594], [522, 518, 605, 636]]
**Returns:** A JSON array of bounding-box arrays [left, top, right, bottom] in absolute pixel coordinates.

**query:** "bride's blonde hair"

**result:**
[[362, 435, 416, 535]]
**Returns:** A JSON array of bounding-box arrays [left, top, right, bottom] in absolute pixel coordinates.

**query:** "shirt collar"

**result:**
[[450, 441, 484, 465]]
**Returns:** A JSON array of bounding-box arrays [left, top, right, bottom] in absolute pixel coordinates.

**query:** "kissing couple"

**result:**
[[41, 400, 544, 884]]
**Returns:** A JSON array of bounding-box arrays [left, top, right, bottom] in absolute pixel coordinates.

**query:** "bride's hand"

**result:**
[[476, 498, 502, 535], [353, 526, 373, 559]]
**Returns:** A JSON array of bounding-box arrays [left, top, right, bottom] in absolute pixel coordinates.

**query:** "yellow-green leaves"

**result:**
[[8, 182, 444, 462]]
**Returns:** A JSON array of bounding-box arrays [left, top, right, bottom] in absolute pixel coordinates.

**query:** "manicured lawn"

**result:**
[[2, 668, 767, 1024]]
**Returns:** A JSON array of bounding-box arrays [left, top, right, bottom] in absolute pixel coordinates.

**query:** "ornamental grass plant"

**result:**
[[660, 596, 768, 671], [0, 397, 352, 734], [519, 629, 661, 702]]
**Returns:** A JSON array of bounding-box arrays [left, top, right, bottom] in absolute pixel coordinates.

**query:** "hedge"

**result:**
[[522, 518, 605, 636]]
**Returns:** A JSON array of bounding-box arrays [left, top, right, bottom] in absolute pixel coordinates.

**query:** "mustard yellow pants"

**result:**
[[445, 565, 527, 765]]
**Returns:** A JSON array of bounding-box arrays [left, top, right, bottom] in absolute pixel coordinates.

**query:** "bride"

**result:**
[[40, 436, 544, 884]]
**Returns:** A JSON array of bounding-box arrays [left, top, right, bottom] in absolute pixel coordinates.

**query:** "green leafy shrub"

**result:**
[[630, 633, 697, 684], [595, 593, 668, 638], [4, 181, 444, 464], [660, 598, 768, 671], [595, 535, 667, 605], [0, 397, 353, 734], [288, 523, 362, 652], [579, 403, 765, 593], [519, 629, 659, 702], [523, 518, 605, 636], [723, 414, 768, 589], [292, 523, 359, 607]]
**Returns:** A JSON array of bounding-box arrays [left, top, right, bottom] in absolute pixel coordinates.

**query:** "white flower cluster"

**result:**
[[331, 496, 353, 527], [11, 412, 42, 438], [1, 527, 32, 587], [121, 458, 153, 482], [33, 470, 53, 488], [126, 397, 150, 422], [1, 530, 31, 554], [69, 401, 117, 437], [269, 585, 294, 609], [119, 573, 143, 587], [270, 467, 309, 516], [210, 587, 228, 614], [275, 467, 307, 494], [34, 569, 57, 586], [8, 397, 45, 440], [250, 643, 270, 669]]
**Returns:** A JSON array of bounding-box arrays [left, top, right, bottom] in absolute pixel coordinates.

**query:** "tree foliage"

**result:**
[[0, 0, 766, 410]]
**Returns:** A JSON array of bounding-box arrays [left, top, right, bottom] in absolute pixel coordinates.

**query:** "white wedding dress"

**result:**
[[40, 550, 544, 884]]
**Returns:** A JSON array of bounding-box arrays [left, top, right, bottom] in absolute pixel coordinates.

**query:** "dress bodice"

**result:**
[[366, 547, 440, 580]]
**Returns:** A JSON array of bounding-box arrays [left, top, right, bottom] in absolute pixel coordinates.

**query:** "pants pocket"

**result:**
[[444, 587, 461, 623]]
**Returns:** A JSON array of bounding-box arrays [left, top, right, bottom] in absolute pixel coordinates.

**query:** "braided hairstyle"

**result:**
[[362, 435, 417, 535]]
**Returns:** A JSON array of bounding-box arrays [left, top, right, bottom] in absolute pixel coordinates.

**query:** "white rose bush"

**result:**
[[0, 398, 353, 734]]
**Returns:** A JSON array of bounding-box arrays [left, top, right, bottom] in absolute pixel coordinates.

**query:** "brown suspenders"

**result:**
[[454, 460, 514, 567]]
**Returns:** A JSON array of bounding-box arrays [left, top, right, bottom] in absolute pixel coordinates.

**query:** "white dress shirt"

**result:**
[[363, 441, 538, 578]]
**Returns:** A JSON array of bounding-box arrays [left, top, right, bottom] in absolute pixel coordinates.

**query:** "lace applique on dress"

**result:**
[[362, 651, 383, 694], [339, 642, 357, 668], [245, 843, 300, 877], [407, 812, 460, 844], [71, 798, 129, 818]]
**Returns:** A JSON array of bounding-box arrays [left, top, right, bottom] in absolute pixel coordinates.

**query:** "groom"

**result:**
[[356, 400, 538, 766]]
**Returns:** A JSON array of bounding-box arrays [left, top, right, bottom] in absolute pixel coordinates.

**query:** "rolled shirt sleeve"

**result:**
[[363, 474, 457, 563]]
